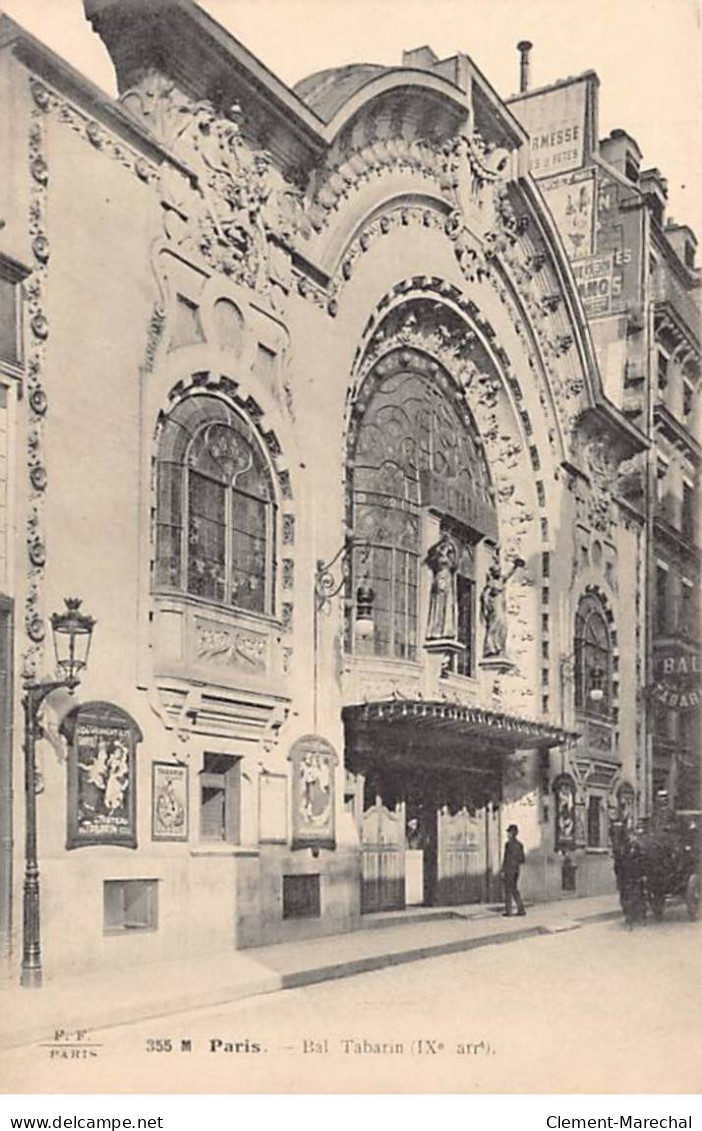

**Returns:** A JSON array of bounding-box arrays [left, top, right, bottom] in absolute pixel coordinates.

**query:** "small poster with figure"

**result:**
[[152, 762, 189, 842], [553, 773, 576, 851], [288, 734, 338, 850], [61, 702, 142, 849]]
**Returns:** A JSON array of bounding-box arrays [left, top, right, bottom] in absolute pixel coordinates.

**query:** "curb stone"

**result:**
[[0, 906, 619, 1053]]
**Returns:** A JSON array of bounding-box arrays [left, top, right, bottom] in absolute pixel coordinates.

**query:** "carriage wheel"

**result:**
[[650, 892, 666, 921], [686, 874, 700, 921]]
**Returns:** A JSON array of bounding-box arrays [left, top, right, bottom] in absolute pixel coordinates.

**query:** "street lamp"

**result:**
[[559, 655, 607, 727], [314, 536, 375, 641], [21, 598, 95, 988], [313, 537, 374, 728]]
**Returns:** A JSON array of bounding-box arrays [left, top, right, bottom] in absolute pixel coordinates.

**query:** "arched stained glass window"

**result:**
[[574, 594, 613, 717], [348, 361, 493, 661], [155, 394, 276, 615]]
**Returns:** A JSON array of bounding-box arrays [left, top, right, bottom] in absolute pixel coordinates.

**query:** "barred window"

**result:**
[[156, 395, 276, 615]]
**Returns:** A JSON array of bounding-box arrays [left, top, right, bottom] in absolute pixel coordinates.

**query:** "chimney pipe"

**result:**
[[517, 40, 532, 93]]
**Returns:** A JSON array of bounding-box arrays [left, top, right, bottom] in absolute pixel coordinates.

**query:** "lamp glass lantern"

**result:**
[[50, 597, 96, 688], [588, 664, 605, 704], [354, 582, 375, 641]]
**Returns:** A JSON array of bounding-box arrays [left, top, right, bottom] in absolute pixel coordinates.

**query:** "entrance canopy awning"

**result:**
[[343, 699, 578, 752]]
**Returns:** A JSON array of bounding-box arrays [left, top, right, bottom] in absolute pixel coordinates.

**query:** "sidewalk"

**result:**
[[0, 893, 620, 1052]]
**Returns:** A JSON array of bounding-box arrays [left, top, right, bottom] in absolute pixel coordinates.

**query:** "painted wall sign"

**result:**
[[571, 253, 618, 317], [510, 78, 588, 179], [61, 702, 142, 849], [152, 761, 189, 841], [288, 734, 338, 851], [650, 647, 700, 710], [541, 169, 595, 261]]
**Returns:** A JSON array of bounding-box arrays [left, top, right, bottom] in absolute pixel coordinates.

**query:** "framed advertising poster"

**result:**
[[288, 734, 338, 850], [553, 773, 576, 852], [152, 761, 189, 842], [60, 701, 142, 849]]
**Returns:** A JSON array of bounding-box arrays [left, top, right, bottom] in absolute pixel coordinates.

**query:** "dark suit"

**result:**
[[502, 836, 526, 915]]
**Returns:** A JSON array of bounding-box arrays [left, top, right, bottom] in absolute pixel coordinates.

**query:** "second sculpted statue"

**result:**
[[479, 547, 525, 658]]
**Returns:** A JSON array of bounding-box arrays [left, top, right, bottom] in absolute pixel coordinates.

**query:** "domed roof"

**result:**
[[294, 64, 389, 123]]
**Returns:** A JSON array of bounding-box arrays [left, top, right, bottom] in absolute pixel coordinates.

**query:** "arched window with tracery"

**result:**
[[347, 356, 494, 661], [574, 594, 613, 717], [155, 394, 276, 615]]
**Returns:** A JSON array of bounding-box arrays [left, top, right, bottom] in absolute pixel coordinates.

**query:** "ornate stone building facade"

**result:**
[[0, 1, 648, 979]]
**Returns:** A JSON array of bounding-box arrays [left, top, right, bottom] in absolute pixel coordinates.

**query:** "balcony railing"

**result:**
[[653, 270, 701, 344]]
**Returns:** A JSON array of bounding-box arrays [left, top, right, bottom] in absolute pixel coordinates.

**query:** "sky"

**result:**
[[2, 0, 701, 235]]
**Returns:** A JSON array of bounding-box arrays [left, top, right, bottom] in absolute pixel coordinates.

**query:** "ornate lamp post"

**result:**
[[21, 598, 95, 988]]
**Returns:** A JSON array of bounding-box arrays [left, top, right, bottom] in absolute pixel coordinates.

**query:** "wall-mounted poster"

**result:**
[[60, 701, 142, 849], [553, 773, 576, 852], [152, 762, 189, 842], [288, 734, 338, 850]]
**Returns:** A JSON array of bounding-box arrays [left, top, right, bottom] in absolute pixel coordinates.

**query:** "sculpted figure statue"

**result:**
[[425, 533, 458, 641], [479, 547, 525, 658]]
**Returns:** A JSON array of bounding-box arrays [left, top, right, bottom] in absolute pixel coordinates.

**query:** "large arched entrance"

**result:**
[[343, 347, 502, 911]]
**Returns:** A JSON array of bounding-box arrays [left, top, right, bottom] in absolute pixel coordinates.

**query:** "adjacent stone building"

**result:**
[[509, 50, 701, 820], [0, 1, 650, 981]]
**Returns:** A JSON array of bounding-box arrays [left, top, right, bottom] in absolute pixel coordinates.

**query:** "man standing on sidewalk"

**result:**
[[501, 823, 526, 917]]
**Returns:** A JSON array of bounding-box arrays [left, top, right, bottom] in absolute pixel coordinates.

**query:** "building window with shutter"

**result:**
[[199, 753, 241, 843], [104, 879, 158, 933]]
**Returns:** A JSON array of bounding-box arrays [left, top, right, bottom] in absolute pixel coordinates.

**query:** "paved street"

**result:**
[[1, 910, 699, 1094]]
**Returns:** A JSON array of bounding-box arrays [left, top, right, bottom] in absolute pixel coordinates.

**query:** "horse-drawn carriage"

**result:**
[[612, 811, 700, 927]]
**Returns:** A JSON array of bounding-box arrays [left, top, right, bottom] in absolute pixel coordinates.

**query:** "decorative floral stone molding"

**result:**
[[30, 78, 160, 188], [22, 91, 53, 678]]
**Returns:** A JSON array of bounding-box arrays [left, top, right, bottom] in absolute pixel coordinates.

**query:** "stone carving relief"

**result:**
[[120, 76, 311, 296], [195, 620, 267, 671], [308, 109, 450, 233], [580, 437, 617, 537]]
